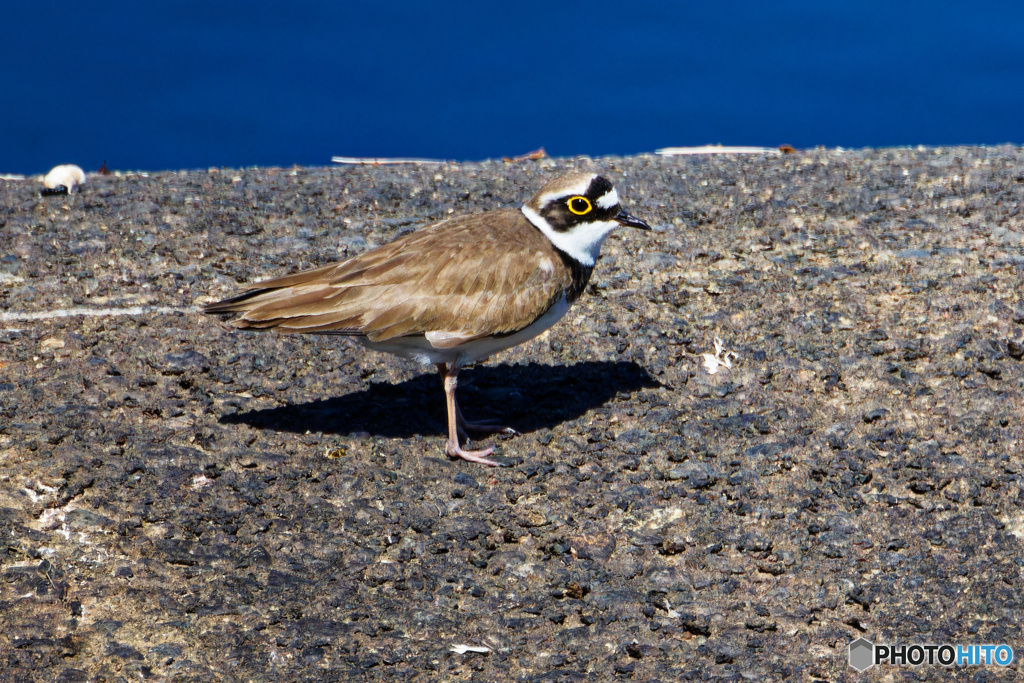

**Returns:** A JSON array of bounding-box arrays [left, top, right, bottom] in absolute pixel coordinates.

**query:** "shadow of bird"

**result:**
[[219, 360, 661, 439]]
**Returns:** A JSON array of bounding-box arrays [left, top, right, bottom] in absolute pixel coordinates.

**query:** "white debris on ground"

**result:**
[[701, 337, 738, 375], [331, 156, 446, 165], [656, 145, 780, 156], [449, 645, 491, 655]]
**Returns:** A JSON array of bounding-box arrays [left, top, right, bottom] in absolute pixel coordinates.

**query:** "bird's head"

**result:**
[[522, 172, 651, 266]]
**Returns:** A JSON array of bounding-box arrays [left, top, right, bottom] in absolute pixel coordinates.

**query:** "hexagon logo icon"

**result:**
[[848, 638, 874, 672]]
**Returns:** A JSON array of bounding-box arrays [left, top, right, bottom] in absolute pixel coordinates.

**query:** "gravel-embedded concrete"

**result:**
[[1, 148, 1023, 681]]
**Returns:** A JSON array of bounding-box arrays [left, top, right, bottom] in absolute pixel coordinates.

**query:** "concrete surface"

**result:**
[[1, 148, 1023, 681]]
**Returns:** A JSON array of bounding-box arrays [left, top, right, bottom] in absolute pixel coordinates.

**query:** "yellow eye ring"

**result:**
[[567, 196, 592, 215]]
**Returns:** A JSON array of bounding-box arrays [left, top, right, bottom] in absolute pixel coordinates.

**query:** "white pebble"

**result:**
[[42, 164, 86, 193]]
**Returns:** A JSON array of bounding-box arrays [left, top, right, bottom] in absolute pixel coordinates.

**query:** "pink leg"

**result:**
[[454, 401, 517, 437], [436, 363, 497, 466]]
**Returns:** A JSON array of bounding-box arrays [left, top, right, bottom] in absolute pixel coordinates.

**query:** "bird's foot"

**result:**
[[459, 418, 518, 436], [446, 440, 498, 466]]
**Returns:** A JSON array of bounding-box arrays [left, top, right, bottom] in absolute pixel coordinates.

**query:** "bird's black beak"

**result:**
[[615, 209, 652, 231]]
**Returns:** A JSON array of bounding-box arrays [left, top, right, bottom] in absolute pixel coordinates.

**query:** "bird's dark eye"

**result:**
[[567, 196, 592, 215]]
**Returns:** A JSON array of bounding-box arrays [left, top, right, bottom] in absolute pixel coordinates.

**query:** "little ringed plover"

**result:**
[[204, 172, 651, 466]]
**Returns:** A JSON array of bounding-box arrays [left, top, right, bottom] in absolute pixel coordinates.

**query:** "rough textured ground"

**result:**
[[1, 148, 1023, 681]]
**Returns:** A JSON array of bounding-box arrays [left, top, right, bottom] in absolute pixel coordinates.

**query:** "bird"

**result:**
[[204, 172, 651, 466]]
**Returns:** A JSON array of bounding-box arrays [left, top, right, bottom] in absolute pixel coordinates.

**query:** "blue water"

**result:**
[[3, 1, 1024, 173]]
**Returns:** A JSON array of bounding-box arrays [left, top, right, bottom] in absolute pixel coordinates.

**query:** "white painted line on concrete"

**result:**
[[0, 305, 199, 323]]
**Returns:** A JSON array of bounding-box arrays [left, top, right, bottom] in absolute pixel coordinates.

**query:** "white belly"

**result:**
[[361, 296, 571, 368]]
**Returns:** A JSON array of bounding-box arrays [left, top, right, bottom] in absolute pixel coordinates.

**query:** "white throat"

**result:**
[[521, 205, 618, 267]]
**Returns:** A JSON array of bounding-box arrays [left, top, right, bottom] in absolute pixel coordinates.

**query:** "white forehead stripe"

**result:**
[[596, 188, 619, 209]]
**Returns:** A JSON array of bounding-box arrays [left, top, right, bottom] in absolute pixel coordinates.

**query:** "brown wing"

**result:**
[[203, 209, 572, 343]]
